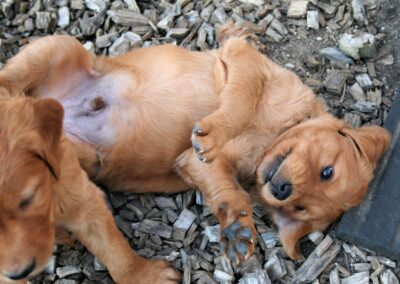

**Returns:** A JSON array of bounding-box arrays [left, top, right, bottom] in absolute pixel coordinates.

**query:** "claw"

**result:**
[[192, 140, 203, 153], [193, 124, 204, 136], [198, 154, 207, 163], [196, 152, 208, 163]]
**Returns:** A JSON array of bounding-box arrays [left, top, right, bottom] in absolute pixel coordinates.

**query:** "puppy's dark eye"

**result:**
[[19, 195, 34, 210], [320, 166, 334, 181], [295, 205, 305, 211]]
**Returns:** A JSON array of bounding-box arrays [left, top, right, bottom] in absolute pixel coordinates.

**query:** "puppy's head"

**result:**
[[0, 97, 63, 281], [256, 114, 390, 260]]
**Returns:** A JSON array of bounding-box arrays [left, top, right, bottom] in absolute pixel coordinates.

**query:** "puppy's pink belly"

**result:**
[[59, 73, 134, 146]]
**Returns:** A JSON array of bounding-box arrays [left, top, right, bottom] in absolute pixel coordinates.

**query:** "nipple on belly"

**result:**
[[91, 97, 105, 111], [82, 96, 106, 115]]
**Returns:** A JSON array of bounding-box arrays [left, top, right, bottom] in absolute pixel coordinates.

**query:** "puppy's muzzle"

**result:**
[[6, 259, 36, 280], [263, 155, 293, 201]]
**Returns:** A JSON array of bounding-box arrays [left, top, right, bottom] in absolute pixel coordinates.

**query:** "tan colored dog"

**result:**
[[0, 95, 179, 283], [0, 34, 390, 261]]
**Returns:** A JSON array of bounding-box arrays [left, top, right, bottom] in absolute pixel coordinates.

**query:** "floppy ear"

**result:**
[[339, 126, 391, 165], [273, 213, 313, 260], [33, 98, 64, 179]]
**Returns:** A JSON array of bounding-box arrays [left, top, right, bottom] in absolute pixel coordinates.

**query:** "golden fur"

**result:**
[[0, 34, 390, 262], [0, 96, 179, 283]]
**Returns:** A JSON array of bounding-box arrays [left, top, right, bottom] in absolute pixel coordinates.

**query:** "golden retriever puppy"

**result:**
[[0, 95, 179, 283], [0, 35, 390, 261]]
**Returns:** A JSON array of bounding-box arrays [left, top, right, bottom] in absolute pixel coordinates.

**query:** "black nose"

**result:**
[[6, 260, 36, 280], [271, 182, 293, 200]]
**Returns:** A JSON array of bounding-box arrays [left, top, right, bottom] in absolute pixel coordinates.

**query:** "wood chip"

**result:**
[[314, 235, 333, 257], [352, 262, 371, 272], [214, 270, 235, 282], [266, 26, 283, 42], [367, 62, 377, 77], [238, 272, 271, 284], [351, 245, 368, 262], [335, 263, 351, 277], [367, 89, 382, 105], [323, 70, 347, 95], [380, 269, 399, 284], [45, 256, 56, 274], [107, 10, 149, 27], [344, 112, 362, 128], [84, 0, 107, 12], [35, 11, 52, 30], [317, 2, 337, 16], [307, 11, 319, 30], [154, 196, 178, 210], [56, 266, 82, 278], [287, 1, 309, 18], [57, 7, 70, 27], [202, 224, 220, 243], [378, 257, 397, 268], [265, 252, 287, 280], [139, 219, 173, 238], [71, 0, 84, 9], [342, 271, 369, 284], [356, 74, 373, 90], [352, 0, 368, 25], [173, 208, 197, 240], [261, 230, 278, 249], [371, 264, 386, 278], [214, 255, 234, 275], [335, 5, 345, 22], [329, 267, 340, 284], [292, 240, 341, 283], [270, 18, 287, 35], [308, 231, 324, 245], [349, 82, 366, 102], [181, 249, 191, 284], [123, 0, 140, 12]]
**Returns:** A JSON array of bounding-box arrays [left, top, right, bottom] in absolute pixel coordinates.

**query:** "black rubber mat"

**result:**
[[335, 90, 400, 260]]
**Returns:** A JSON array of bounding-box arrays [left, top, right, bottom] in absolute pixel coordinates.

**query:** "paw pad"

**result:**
[[220, 221, 255, 263]]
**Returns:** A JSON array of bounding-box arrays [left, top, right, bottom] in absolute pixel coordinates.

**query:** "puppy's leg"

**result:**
[[176, 148, 256, 263], [192, 38, 265, 162], [60, 182, 180, 284], [55, 227, 76, 247], [0, 35, 95, 98]]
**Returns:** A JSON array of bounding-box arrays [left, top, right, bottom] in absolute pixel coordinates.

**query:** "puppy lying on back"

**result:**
[[0, 95, 179, 283], [0, 34, 390, 261]]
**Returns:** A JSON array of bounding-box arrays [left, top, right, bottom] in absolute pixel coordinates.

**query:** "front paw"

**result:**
[[217, 203, 256, 263], [191, 119, 226, 163], [117, 259, 181, 284]]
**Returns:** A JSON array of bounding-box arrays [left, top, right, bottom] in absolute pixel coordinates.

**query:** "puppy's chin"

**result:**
[[270, 209, 310, 260], [272, 210, 302, 231]]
